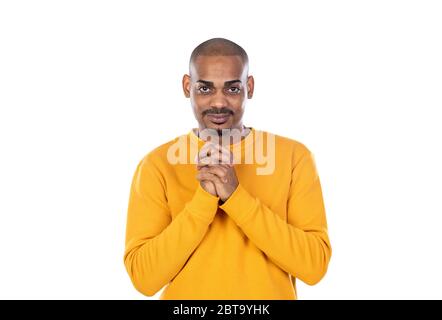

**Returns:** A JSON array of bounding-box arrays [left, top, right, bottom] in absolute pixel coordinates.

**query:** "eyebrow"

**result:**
[[196, 79, 242, 87]]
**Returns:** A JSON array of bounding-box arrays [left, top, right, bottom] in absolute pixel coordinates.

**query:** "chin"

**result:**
[[205, 122, 233, 132], [210, 121, 231, 128]]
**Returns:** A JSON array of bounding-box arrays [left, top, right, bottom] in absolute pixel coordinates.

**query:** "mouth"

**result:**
[[207, 114, 231, 125]]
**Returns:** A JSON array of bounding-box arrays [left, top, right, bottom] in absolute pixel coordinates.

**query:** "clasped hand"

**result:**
[[195, 143, 239, 202]]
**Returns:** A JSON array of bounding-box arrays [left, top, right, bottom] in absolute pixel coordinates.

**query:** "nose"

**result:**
[[210, 90, 228, 108]]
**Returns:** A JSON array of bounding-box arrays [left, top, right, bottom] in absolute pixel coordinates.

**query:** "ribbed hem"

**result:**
[[186, 184, 220, 223], [219, 183, 257, 226]]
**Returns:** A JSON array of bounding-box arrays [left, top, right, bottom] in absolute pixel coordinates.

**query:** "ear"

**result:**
[[247, 75, 254, 99], [182, 74, 191, 98]]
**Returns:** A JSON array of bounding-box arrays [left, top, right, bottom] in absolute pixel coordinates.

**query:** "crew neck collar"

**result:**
[[189, 126, 255, 147], [188, 126, 256, 164]]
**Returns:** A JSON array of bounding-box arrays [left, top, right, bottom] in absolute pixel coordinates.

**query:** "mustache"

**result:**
[[202, 107, 234, 117]]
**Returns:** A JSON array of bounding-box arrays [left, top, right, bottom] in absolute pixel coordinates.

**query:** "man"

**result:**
[[123, 38, 332, 299]]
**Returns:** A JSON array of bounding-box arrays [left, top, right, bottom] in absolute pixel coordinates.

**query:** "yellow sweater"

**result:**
[[124, 127, 332, 299]]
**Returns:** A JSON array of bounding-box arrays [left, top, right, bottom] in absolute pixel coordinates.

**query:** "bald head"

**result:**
[[182, 37, 255, 132], [189, 38, 249, 74]]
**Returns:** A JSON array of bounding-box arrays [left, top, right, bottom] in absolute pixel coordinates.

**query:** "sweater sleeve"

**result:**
[[219, 148, 332, 285], [123, 155, 220, 296]]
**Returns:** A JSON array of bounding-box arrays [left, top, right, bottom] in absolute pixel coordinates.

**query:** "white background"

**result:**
[[1, 0, 441, 299]]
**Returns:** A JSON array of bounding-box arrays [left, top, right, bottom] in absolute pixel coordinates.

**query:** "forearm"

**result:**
[[124, 185, 219, 296], [220, 184, 332, 285]]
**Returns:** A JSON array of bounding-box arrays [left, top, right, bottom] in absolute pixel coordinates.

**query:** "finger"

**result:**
[[209, 144, 234, 166], [197, 155, 229, 166], [197, 166, 210, 173], [199, 166, 228, 183], [200, 143, 233, 159], [210, 143, 232, 155], [205, 166, 228, 183], [196, 171, 224, 185], [196, 145, 215, 165], [196, 144, 234, 167], [195, 144, 214, 167], [198, 150, 233, 166], [198, 143, 216, 158], [217, 164, 234, 171], [197, 157, 214, 166], [206, 143, 232, 159]]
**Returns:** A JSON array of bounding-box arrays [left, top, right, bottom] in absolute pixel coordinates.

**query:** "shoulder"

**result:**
[[136, 133, 187, 173], [259, 130, 321, 181], [256, 129, 313, 162]]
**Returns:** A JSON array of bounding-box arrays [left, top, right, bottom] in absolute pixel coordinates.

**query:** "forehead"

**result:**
[[190, 55, 246, 80]]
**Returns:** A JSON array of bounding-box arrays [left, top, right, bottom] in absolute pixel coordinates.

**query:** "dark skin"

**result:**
[[182, 55, 255, 201]]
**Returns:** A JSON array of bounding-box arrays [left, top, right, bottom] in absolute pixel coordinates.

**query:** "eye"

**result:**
[[198, 86, 211, 94], [227, 87, 241, 94]]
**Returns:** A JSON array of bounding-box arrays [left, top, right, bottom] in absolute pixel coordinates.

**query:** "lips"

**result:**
[[207, 114, 230, 125]]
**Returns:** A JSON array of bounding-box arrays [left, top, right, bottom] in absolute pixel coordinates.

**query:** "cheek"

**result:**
[[192, 95, 210, 107], [232, 109, 244, 120], [229, 96, 246, 111], [190, 96, 204, 110]]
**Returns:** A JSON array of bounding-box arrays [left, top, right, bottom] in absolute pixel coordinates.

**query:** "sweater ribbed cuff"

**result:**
[[186, 184, 220, 223], [219, 183, 257, 226]]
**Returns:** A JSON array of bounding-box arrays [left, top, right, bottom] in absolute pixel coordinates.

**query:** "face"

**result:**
[[182, 55, 254, 132]]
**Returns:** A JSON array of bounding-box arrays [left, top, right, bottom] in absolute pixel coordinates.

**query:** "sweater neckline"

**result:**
[[188, 126, 256, 164]]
